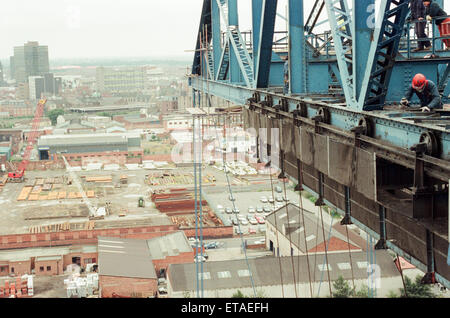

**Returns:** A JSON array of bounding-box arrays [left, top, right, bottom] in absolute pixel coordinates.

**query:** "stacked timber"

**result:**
[[0, 175, 7, 187], [85, 176, 113, 183], [17, 186, 33, 201]]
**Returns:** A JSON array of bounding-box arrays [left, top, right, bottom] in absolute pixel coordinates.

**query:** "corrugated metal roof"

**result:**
[[266, 203, 361, 252], [168, 251, 400, 292], [38, 134, 128, 147], [98, 236, 156, 279], [147, 231, 192, 260]]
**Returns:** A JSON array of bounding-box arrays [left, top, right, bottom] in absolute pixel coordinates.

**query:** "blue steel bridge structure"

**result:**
[[189, 0, 450, 291]]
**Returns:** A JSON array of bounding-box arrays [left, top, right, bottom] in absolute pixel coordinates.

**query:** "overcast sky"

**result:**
[[1, 1, 447, 60]]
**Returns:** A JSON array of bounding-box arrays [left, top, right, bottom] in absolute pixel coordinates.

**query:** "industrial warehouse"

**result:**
[[0, 0, 449, 302]]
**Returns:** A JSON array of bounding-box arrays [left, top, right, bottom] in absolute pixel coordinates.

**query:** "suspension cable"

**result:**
[[345, 221, 356, 292], [278, 121, 298, 298], [207, 96, 257, 297], [268, 163, 286, 298], [316, 213, 334, 297], [319, 204, 333, 297], [297, 174, 314, 298]]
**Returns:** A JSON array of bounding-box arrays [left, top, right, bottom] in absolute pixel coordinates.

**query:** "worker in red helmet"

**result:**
[[400, 73, 442, 112]]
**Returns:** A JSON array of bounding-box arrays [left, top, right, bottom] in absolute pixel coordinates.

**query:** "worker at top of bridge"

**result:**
[[410, 0, 431, 52], [423, 0, 450, 50], [400, 73, 443, 112]]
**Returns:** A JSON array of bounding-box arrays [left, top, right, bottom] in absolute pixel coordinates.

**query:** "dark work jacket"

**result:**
[[405, 80, 443, 109], [425, 3, 448, 25], [410, 0, 426, 19]]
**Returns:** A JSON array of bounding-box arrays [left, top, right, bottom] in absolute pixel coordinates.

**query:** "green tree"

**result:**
[[354, 285, 369, 298], [47, 109, 65, 125], [400, 275, 436, 298], [232, 290, 247, 298], [387, 290, 398, 298], [332, 276, 353, 298]]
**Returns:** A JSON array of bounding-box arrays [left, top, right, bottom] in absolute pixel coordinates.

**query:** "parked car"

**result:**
[[256, 206, 264, 213], [225, 207, 233, 214], [255, 216, 265, 224], [276, 195, 284, 202], [194, 255, 207, 263], [232, 218, 239, 226], [248, 206, 256, 213], [268, 197, 274, 203], [260, 196, 268, 203], [248, 227, 257, 234], [205, 242, 219, 249], [240, 219, 249, 226], [158, 278, 166, 285], [249, 217, 258, 225], [233, 207, 240, 214], [263, 206, 271, 213]]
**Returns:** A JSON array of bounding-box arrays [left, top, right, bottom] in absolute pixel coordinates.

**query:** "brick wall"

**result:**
[[8, 261, 31, 276], [35, 259, 63, 276], [152, 251, 195, 275], [183, 226, 233, 239], [99, 276, 157, 298], [0, 225, 179, 250]]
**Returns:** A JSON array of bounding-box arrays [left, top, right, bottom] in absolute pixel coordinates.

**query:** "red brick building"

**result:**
[[98, 232, 194, 298]]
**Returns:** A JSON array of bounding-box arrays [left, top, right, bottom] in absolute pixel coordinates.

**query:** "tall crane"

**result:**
[[8, 98, 47, 183]]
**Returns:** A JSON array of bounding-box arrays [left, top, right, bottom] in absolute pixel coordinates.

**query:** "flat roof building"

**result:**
[[97, 232, 194, 298], [167, 251, 404, 298]]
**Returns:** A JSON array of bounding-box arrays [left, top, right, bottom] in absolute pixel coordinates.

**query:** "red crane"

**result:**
[[8, 98, 47, 182]]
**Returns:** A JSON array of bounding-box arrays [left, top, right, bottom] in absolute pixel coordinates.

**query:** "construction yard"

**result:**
[[0, 164, 274, 236]]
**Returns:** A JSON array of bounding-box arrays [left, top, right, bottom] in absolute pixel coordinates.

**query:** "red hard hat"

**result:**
[[412, 74, 427, 91]]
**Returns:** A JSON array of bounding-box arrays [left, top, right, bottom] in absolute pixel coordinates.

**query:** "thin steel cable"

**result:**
[[316, 213, 334, 297], [345, 222, 356, 292], [319, 204, 333, 297], [297, 178, 314, 298], [269, 164, 286, 298], [280, 153, 298, 298], [312, 202, 321, 293], [207, 97, 257, 297]]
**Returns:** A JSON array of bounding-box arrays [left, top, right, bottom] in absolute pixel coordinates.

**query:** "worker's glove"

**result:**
[[421, 106, 431, 112], [400, 98, 409, 106], [426, 15, 432, 22]]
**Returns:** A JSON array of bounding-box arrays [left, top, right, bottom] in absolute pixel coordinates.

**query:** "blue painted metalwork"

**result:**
[[254, 0, 278, 89], [191, 77, 450, 160], [324, 0, 355, 106], [359, 0, 411, 110], [252, 0, 263, 74], [352, 0, 374, 107], [211, 0, 222, 77], [190, 0, 450, 291], [288, 0, 305, 94]]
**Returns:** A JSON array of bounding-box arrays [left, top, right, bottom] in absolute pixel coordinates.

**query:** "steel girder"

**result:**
[[192, 0, 212, 76], [191, 77, 450, 162], [324, 0, 355, 106], [305, 0, 325, 35], [359, 0, 411, 110], [215, 0, 255, 88], [253, 0, 278, 89]]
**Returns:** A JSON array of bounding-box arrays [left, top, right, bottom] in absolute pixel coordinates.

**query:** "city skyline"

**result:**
[[0, 0, 318, 60]]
